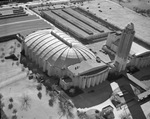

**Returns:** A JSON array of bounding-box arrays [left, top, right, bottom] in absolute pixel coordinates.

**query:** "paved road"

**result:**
[[117, 77, 147, 119]]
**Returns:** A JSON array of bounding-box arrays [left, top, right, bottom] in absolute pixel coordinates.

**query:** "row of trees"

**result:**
[[47, 89, 75, 119], [35, 80, 76, 119], [133, 7, 150, 17]]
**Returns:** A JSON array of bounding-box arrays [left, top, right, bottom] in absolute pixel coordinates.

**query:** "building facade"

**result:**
[[103, 23, 150, 70], [24, 29, 96, 76], [67, 60, 110, 89], [114, 23, 135, 72], [24, 29, 111, 89]]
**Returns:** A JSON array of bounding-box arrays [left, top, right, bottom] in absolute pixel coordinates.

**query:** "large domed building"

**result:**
[[24, 29, 96, 77]]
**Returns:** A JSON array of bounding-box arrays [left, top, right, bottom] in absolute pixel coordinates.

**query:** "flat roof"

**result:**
[[43, 10, 88, 37], [80, 0, 150, 46], [86, 40, 113, 63], [130, 42, 150, 56], [112, 36, 150, 56], [42, 7, 110, 41], [0, 15, 52, 38], [68, 59, 108, 76]]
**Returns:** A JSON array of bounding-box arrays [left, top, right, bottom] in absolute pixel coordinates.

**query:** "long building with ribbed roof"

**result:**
[[24, 29, 111, 89], [24, 29, 95, 74]]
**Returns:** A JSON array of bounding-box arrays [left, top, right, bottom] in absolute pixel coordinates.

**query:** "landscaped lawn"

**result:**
[[0, 76, 79, 119], [111, 0, 150, 10]]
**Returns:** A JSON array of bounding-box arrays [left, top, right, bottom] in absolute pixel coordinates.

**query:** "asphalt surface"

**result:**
[[0, 14, 52, 37], [117, 77, 147, 119]]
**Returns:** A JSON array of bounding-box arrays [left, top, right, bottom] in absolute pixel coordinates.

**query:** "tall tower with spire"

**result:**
[[115, 23, 135, 72]]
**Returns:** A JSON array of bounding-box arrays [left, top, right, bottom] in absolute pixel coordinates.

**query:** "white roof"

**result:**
[[25, 29, 96, 68], [68, 59, 108, 76], [130, 42, 150, 56]]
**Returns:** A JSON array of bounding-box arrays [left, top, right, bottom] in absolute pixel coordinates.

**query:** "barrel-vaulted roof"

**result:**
[[25, 29, 96, 68]]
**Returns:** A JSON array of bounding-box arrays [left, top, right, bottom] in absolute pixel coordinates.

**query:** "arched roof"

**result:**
[[25, 29, 96, 68]]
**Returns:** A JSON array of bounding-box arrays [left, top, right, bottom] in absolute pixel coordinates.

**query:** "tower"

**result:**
[[115, 23, 135, 72]]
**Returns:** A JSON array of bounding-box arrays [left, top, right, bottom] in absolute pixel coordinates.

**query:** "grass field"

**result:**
[[80, 0, 150, 46], [111, 0, 150, 10], [0, 76, 79, 119]]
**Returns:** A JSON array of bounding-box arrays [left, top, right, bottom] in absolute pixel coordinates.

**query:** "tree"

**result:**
[[49, 99, 54, 107], [11, 115, 17, 119], [19, 94, 31, 111], [58, 99, 75, 119], [8, 103, 13, 110], [36, 83, 42, 91], [77, 111, 90, 119], [37, 92, 42, 100], [12, 109, 17, 119], [43, 80, 52, 91], [13, 109, 17, 115], [48, 91, 58, 107]]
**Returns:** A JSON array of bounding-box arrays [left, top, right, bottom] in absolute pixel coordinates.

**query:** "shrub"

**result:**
[[37, 92, 42, 100], [49, 99, 54, 107]]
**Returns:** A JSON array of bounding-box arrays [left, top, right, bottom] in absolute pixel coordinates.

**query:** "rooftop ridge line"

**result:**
[[51, 31, 72, 48]]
